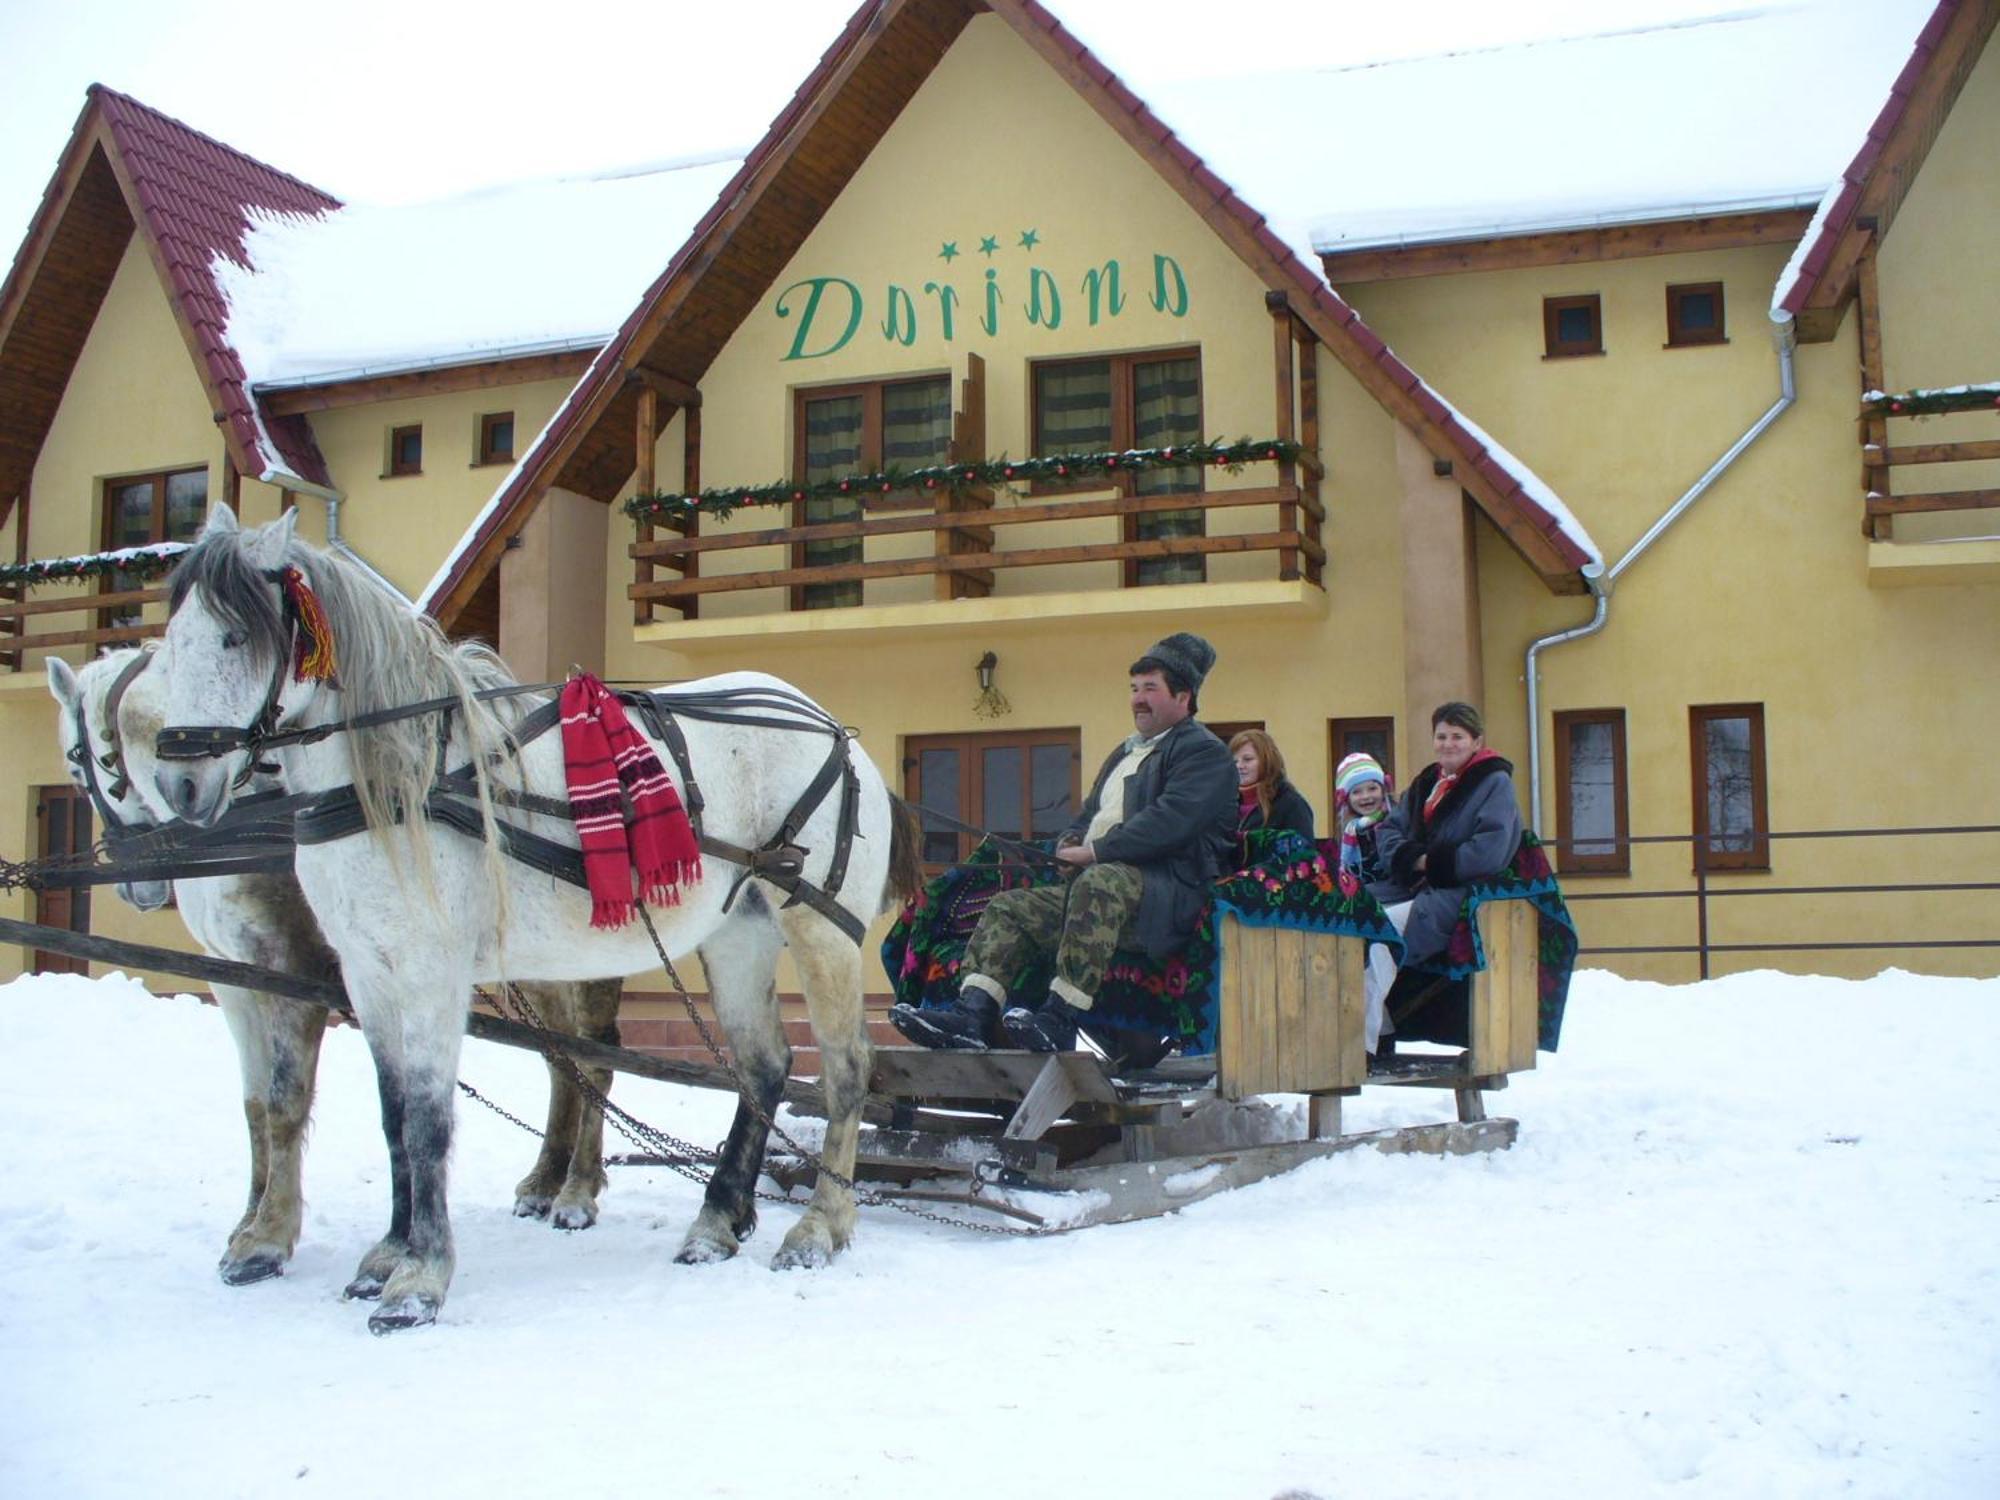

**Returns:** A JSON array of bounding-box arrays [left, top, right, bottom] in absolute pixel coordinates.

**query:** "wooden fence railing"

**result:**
[[628, 475, 1325, 619], [0, 587, 167, 670]]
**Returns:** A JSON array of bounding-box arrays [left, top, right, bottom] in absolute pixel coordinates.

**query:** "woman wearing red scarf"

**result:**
[[1371, 701, 1524, 974]]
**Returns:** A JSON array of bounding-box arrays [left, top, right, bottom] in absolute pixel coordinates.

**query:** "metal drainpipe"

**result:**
[[320, 491, 412, 604], [1524, 312, 1798, 831]]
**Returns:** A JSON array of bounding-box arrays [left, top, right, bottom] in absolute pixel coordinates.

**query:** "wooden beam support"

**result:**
[[626, 362, 703, 408], [1881, 439, 2000, 465], [259, 348, 596, 416], [1855, 235, 1889, 540], [1319, 208, 1814, 285], [634, 386, 658, 626], [1269, 291, 1299, 582]]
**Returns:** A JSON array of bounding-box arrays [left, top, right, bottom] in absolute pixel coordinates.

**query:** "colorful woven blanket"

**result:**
[[881, 830, 1577, 1054], [559, 673, 700, 928]]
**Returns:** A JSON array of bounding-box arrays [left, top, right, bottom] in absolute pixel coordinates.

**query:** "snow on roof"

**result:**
[[216, 153, 745, 388], [1115, 0, 1940, 264], [1430, 394, 1604, 568]]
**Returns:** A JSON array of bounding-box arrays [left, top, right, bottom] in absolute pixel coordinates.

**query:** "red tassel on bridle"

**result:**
[[277, 565, 339, 683]]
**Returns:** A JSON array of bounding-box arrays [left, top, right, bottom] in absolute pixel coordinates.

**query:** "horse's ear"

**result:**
[[45, 655, 80, 711], [202, 501, 240, 537], [245, 508, 299, 572]]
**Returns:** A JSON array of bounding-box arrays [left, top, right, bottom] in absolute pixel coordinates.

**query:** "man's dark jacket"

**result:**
[[1063, 717, 1238, 959]]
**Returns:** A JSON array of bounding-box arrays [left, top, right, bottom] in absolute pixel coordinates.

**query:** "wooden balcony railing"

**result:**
[[0, 586, 167, 670], [628, 477, 1325, 619]]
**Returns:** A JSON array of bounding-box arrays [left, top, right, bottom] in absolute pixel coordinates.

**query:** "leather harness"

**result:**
[[159, 647, 872, 945]]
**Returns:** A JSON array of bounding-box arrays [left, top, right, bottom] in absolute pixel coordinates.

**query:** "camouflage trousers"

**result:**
[[962, 861, 1144, 1011]]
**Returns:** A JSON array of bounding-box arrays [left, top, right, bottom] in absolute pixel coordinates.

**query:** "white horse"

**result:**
[[48, 643, 625, 1289], [149, 506, 920, 1331]]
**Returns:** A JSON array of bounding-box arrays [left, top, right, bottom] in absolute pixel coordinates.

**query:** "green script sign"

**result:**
[[774, 245, 1192, 362]]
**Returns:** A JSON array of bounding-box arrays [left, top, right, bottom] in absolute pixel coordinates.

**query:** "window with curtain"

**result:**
[[794, 375, 953, 610], [1032, 348, 1204, 586]]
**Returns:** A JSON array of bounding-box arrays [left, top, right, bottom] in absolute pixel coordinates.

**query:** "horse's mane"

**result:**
[[172, 521, 524, 913]]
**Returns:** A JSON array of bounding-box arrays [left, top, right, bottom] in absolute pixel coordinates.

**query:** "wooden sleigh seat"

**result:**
[[800, 900, 1545, 1229]]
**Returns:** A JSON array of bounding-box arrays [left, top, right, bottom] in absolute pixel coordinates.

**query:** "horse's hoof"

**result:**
[[770, 1226, 837, 1271], [342, 1273, 387, 1302], [367, 1294, 440, 1334], [674, 1236, 736, 1266], [512, 1194, 554, 1221], [218, 1251, 285, 1286], [550, 1199, 599, 1232]]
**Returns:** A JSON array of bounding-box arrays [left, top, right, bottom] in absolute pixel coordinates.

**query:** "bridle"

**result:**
[[154, 567, 314, 786], [65, 648, 157, 844]]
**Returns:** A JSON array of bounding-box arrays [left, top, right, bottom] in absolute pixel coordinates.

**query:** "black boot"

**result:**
[[890, 991, 998, 1051], [1000, 995, 1083, 1053]]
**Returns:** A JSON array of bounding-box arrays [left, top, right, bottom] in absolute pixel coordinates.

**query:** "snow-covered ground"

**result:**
[[1, 967, 1993, 1499]]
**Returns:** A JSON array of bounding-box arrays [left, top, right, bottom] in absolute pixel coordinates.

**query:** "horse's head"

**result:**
[[155, 504, 325, 826], [46, 648, 174, 911]]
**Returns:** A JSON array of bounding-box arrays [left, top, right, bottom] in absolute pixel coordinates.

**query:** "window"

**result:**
[[99, 466, 206, 629], [477, 412, 515, 466], [1554, 709, 1629, 873], [1666, 282, 1726, 347], [388, 424, 423, 476], [1330, 716, 1396, 791], [32, 784, 91, 973], [793, 375, 953, 610], [905, 728, 1080, 875], [1690, 703, 1768, 870], [1543, 295, 1603, 358], [1032, 349, 1203, 586]]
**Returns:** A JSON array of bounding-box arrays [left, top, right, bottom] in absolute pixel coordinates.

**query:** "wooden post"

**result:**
[[677, 402, 701, 621], [1296, 316, 1323, 587], [634, 386, 658, 626], [1268, 291, 1299, 581], [221, 456, 242, 515], [1856, 235, 1890, 541], [939, 353, 995, 600]]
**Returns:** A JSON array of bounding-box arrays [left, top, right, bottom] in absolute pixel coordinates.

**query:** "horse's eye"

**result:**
[[222, 629, 248, 650]]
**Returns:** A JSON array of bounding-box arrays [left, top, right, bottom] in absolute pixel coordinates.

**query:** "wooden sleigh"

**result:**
[[781, 898, 1544, 1230], [0, 895, 1544, 1236]]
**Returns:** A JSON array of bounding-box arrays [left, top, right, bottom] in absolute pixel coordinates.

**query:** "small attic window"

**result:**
[[477, 412, 515, 466], [388, 424, 423, 477], [1666, 282, 1726, 347], [1543, 295, 1602, 358]]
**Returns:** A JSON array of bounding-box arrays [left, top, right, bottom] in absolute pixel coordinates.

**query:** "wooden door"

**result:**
[[32, 784, 91, 974]]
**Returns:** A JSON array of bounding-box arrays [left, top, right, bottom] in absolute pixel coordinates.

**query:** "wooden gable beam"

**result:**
[[1320, 209, 1814, 286], [626, 361, 703, 408], [1794, 0, 1997, 342], [431, 0, 962, 629]]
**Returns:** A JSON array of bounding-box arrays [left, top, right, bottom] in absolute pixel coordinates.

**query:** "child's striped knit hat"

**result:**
[[1334, 751, 1387, 803]]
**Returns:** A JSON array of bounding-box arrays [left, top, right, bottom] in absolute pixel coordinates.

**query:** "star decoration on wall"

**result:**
[[978, 235, 999, 256], [1018, 228, 1040, 251], [938, 241, 959, 262]]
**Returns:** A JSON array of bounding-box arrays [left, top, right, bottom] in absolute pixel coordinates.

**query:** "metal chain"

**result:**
[[631, 903, 1050, 1237], [454, 1077, 544, 1138]]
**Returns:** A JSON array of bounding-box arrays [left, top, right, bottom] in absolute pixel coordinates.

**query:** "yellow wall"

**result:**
[[295, 377, 579, 598], [1874, 36, 2000, 541]]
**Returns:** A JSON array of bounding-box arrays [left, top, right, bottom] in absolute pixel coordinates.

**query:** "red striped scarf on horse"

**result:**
[[559, 673, 701, 928]]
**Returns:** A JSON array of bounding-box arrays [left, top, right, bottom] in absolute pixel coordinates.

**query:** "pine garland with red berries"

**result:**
[[1860, 382, 2000, 419], [623, 438, 1308, 525], [0, 544, 188, 590]]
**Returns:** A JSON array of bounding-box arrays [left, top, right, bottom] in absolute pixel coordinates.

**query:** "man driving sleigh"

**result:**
[[890, 632, 1237, 1058]]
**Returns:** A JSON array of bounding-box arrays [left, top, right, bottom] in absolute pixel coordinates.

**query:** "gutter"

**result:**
[[265, 473, 412, 606], [1524, 310, 1799, 830]]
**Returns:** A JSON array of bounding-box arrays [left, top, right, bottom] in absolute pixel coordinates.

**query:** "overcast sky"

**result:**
[[0, 0, 1822, 265]]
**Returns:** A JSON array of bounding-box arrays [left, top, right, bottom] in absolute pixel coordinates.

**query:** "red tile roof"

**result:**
[[89, 86, 340, 488], [1776, 0, 1986, 324]]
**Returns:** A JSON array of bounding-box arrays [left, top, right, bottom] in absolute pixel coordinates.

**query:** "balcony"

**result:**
[[1859, 382, 2000, 587], [626, 443, 1328, 649], [0, 546, 181, 672]]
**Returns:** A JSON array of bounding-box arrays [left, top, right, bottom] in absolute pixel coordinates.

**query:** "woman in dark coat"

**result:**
[[1370, 702, 1524, 966], [1228, 729, 1314, 860]]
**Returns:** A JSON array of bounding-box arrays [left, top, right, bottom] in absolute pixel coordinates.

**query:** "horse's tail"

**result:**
[[883, 793, 925, 911]]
